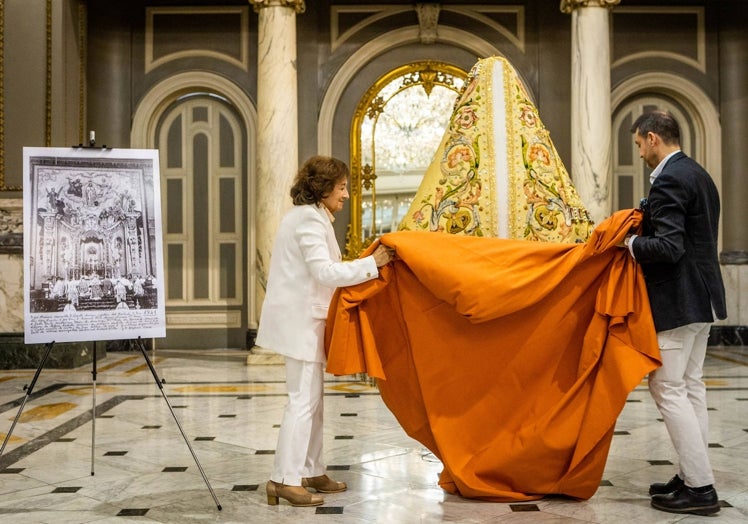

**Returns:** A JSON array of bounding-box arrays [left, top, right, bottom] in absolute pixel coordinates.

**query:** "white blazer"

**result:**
[[255, 204, 378, 362]]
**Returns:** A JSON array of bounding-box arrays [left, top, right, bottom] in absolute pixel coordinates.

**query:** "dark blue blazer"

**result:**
[[632, 152, 726, 332]]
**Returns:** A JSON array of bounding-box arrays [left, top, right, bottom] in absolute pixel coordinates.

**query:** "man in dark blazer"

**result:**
[[621, 111, 726, 516]]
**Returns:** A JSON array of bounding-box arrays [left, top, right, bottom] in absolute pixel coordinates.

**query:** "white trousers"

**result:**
[[648, 322, 714, 488], [270, 357, 326, 486]]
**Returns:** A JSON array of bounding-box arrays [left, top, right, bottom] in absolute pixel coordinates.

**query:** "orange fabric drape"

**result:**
[[325, 209, 660, 501]]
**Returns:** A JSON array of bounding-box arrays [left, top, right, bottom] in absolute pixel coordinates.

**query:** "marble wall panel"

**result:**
[[0, 199, 24, 332]]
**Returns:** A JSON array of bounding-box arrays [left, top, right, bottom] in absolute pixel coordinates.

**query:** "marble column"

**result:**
[[249, 0, 304, 356], [718, 3, 748, 262], [716, 2, 748, 333], [561, 0, 620, 225]]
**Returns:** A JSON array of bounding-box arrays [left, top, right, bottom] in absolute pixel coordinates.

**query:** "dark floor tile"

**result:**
[[613, 430, 630, 435], [327, 465, 350, 471], [600, 480, 613, 486], [708, 443, 724, 448], [52, 486, 81, 493], [334, 435, 353, 440], [117, 508, 149, 516], [316, 507, 343, 514], [194, 436, 215, 441], [255, 450, 275, 455], [162, 466, 188, 472], [104, 451, 128, 456], [218, 414, 236, 418], [509, 504, 539, 512], [142, 425, 161, 429], [232, 484, 259, 491], [340, 413, 358, 417], [648, 460, 673, 466], [0, 468, 24, 474]]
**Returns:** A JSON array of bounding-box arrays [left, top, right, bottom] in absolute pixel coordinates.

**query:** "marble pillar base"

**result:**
[[0, 333, 105, 369]]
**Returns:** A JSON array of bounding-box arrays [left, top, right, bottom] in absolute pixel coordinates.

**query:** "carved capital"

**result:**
[[415, 3, 441, 45], [249, 0, 305, 15], [560, 0, 620, 15]]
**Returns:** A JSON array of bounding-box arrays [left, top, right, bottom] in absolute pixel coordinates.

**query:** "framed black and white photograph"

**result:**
[[23, 147, 166, 344]]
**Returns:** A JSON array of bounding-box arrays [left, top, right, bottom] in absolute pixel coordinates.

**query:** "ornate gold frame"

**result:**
[[345, 60, 467, 259]]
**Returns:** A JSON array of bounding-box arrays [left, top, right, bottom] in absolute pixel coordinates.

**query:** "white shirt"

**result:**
[[627, 150, 681, 257]]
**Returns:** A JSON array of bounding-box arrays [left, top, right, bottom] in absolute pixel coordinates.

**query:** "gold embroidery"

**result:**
[[399, 56, 594, 243]]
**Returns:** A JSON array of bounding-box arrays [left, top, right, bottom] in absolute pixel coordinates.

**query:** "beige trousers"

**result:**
[[648, 322, 714, 488]]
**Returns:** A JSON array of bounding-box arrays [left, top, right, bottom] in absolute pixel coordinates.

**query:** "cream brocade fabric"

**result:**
[[398, 56, 594, 243]]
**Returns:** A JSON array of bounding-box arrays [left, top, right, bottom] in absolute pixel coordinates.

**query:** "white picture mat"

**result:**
[[23, 147, 166, 344]]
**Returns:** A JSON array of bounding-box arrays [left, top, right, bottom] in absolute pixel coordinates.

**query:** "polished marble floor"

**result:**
[[0, 346, 746, 523]]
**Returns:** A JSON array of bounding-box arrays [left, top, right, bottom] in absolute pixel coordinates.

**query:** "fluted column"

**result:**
[[561, 0, 619, 224], [249, 0, 305, 314]]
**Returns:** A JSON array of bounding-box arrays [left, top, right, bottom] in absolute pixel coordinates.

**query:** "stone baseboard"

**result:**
[[708, 325, 747, 346], [0, 333, 105, 369]]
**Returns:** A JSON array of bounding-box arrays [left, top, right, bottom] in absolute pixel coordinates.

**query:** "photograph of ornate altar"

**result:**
[[23, 148, 166, 344]]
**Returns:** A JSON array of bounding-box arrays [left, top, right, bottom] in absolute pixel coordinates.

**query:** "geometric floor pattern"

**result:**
[[0, 346, 746, 523]]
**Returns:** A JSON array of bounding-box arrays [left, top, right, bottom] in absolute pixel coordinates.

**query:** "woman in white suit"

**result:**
[[256, 156, 393, 507]]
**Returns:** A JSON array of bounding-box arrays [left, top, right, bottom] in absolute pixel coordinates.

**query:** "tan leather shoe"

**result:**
[[266, 480, 324, 507], [301, 474, 347, 493]]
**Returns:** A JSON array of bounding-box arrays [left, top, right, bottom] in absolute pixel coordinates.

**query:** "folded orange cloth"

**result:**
[[325, 209, 660, 501]]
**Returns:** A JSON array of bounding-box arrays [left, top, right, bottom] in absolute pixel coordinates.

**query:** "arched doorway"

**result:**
[[131, 74, 257, 349], [612, 96, 694, 211]]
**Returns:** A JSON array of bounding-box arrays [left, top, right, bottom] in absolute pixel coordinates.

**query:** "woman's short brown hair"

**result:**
[[290, 156, 349, 205]]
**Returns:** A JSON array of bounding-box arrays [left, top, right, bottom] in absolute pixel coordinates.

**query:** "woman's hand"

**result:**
[[372, 245, 395, 267]]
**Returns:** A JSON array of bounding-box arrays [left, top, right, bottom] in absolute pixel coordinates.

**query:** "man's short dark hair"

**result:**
[[630, 110, 681, 146]]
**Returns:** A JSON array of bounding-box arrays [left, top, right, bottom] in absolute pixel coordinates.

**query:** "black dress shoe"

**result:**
[[649, 474, 684, 496], [651, 486, 720, 516]]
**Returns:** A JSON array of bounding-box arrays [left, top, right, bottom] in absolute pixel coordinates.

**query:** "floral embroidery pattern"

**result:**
[[511, 81, 593, 243], [405, 71, 486, 236], [399, 57, 594, 244]]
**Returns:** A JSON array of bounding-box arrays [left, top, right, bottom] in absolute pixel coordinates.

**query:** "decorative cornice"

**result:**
[[0, 198, 22, 254], [248, 0, 305, 14], [560, 0, 620, 15]]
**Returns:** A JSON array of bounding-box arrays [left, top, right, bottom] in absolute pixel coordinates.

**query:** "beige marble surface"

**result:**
[[0, 254, 24, 332]]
